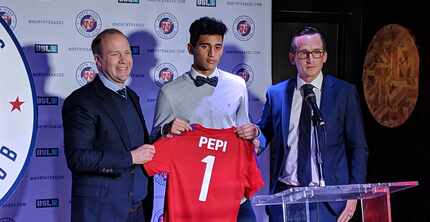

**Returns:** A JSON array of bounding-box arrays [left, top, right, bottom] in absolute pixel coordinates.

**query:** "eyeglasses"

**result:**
[[294, 49, 325, 59]]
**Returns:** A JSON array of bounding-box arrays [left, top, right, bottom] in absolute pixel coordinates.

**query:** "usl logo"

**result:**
[[196, 0, 216, 7], [130, 45, 140, 55], [35, 148, 59, 157], [37, 96, 59, 106], [118, 0, 140, 3], [35, 198, 59, 208], [0, 17, 37, 206], [34, 44, 58, 53]]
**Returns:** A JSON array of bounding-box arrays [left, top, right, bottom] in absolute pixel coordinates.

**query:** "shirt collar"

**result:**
[[98, 72, 129, 92], [190, 66, 219, 79], [296, 71, 323, 91]]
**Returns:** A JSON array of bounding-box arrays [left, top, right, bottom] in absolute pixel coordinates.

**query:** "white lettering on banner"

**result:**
[[198, 136, 228, 152]]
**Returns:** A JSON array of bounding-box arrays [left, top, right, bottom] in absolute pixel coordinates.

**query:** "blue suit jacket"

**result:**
[[62, 76, 151, 222], [258, 74, 368, 215]]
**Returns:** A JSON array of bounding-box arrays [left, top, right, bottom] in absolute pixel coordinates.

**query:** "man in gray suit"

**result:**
[[151, 17, 259, 222]]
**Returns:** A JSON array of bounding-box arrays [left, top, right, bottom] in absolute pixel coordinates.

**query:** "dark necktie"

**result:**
[[193, 75, 218, 87], [117, 88, 127, 99], [297, 84, 313, 186]]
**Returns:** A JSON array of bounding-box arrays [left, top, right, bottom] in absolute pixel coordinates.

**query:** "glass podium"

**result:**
[[252, 181, 418, 222]]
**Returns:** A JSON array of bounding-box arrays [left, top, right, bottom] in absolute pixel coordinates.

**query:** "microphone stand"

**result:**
[[312, 115, 326, 187]]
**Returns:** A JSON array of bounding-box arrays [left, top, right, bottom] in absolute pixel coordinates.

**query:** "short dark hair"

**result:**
[[91, 28, 126, 55], [189, 17, 227, 47], [290, 26, 327, 52]]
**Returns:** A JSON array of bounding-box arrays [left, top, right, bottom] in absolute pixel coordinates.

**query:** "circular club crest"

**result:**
[[76, 62, 98, 86], [362, 24, 419, 128], [75, 9, 102, 38], [0, 18, 37, 206], [152, 63, 177, 87], [0, 6, 17, 30], [152, 208, 164, 222], [154, 13, 178, 40], [233, 63, 254, 86], [233, 15, 255, 41]]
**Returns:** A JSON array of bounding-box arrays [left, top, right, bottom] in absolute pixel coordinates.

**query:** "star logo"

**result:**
[[9, 96, 24, 111]]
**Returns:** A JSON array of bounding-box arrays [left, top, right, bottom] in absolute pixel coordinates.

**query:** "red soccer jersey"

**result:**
[[144, 124, 264, 222]]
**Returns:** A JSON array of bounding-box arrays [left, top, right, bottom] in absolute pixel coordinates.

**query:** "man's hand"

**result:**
[[164, 118, 192, 136], [252, 138, 260, 154], [337, 199, 357, 222], [131, 144, 155, 164], [235, 123, 258, 140]]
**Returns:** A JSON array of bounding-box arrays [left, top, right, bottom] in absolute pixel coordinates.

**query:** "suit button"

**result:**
[[129, 192, 133, 197]]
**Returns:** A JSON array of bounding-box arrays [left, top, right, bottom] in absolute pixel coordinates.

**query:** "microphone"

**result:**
[[301, 84, 325, 126]]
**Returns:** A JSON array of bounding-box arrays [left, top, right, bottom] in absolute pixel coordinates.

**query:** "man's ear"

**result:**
[[187, 43, 194, 55], [94, 54, 102, 69], [288, 52, 295, 65]]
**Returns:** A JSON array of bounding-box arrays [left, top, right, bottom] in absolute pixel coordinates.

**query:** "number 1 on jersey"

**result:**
[[199, 155, 215, 201]]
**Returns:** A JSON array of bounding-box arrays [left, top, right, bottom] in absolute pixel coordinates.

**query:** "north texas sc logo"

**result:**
[[75, 9, 102, 38], [154, 13, 178, 40], [0, 19, 37, 206], [232, 15, 255, 41], [152, 63, 178, 87]]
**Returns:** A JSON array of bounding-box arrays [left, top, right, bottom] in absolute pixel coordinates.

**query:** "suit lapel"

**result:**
[[320, 75, 336, 125], [128, 89, 149, 143], [93, 76, 131, 149], [282, 79, 296, 151]]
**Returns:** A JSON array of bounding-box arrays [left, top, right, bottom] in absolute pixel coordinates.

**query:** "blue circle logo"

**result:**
[[154, 13, 178, 40], [75, 9, 102, 38], [233, 15, 255, 41]]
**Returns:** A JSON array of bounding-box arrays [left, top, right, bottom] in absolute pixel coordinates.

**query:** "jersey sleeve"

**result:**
[[242, 140, 264, 198], [143, 137, 172, 176]]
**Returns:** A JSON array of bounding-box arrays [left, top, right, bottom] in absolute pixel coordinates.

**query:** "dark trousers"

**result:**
[[127, 201, 151, 222], [266, 183, 336, 222], [237, 199, 257, 222]]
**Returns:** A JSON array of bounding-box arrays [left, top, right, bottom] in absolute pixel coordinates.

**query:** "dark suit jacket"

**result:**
[[258, 74, 368, 215], [62, 76, 151, 222]]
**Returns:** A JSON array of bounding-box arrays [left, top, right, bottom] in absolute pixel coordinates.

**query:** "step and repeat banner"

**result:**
[[0, 0, 271, 221]]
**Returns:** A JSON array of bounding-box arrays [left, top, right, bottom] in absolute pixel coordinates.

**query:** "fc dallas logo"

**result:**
[[0, 18, 37, 206]]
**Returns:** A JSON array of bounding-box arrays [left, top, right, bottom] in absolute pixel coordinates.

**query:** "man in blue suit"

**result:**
[[258, 26, 368, 222], [63, 28, 155, 222]]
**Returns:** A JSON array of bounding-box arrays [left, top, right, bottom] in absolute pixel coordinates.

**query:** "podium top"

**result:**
[[252, 181, 419, 206]]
